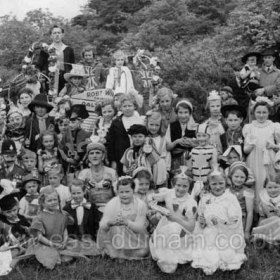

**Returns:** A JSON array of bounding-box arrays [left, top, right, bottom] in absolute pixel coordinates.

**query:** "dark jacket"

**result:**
[[106, 116, 130, 175], [63, 201, 100, 240], [24, 114, 55, 152]]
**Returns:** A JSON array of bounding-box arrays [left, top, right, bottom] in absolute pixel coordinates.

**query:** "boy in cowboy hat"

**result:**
[[0, 139, 25, 196], [59, 66, 87, 97], [24, 93, 55, 152]]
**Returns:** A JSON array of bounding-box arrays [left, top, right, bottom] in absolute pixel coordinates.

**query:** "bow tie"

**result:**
[[71, 201, 91, 210]]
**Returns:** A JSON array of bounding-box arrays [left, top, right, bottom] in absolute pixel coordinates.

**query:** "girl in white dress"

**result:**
[[149, 167, 197, 273], [243, 97, 280, 206], [191, 168, 246, 275], [106, 50, 135, 95]]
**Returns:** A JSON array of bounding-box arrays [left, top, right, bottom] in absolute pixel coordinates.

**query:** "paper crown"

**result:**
[[208, 90, 221, 101]]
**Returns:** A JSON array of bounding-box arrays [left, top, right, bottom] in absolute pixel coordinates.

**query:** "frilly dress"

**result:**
[[252, 189, 280, 244], [149, 188, 197, 273], [243, 120, 280, 204], [97, 196, 149, 260], [191, 189, 246, 275]]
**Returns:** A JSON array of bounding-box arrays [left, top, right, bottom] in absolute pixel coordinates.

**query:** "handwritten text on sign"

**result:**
[[71, 89, 113, 112]]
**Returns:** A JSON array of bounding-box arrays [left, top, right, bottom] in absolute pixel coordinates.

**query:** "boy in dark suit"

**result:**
[[63, 179, 100, 240]]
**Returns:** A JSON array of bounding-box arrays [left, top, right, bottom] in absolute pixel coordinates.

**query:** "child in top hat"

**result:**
[[24, 93, 55, 152], [239, 51, 261, 93], [59, 66, 87, 97], [0, 139, 25, 196], [60, 104, 91, 182]]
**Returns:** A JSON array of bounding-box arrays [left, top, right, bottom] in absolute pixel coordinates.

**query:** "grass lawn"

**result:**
[[3, 243, 280, 280]]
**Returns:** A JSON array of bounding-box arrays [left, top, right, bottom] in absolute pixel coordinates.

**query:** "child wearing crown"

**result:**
[[191, 168, 246, 275], [149, 166, 197, 273]]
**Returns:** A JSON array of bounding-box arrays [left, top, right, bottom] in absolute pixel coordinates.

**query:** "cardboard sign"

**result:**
[[71, 88, 113, 112], [71, 88, 113, 132]]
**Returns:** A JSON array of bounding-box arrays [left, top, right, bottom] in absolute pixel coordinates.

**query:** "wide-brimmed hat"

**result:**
[[66, 104, 89, 120], [64, 66, 87, 83], [261, 48, 278, 57], [241, 52, 261, 64], [221, 104, 247, 119], [28, 93, 53, 113]]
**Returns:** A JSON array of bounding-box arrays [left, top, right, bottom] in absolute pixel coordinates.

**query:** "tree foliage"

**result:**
[[1, 0, 280, 116]]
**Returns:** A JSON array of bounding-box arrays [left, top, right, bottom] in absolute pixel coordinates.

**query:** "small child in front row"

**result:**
[[149, 166, 197, 273], [40, 165, 71, 208], [30, 188, 73, 268], [192, 168, 246, 275], [19, 174, 40, 221], [228, 161, 254, 240], [188, 123, 218, 200], [63, 179, 100, 241], [252, 174, 280, 244]]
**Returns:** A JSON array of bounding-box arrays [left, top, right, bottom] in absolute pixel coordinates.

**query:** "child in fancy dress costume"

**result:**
[[97, 176, 149, 260], [149, 167, 197, 273], [191, 168, 246, 275], [63, 179, 100, 241]]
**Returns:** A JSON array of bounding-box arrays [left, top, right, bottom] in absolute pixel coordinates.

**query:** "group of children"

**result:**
[[1, 48, 280, 276]]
